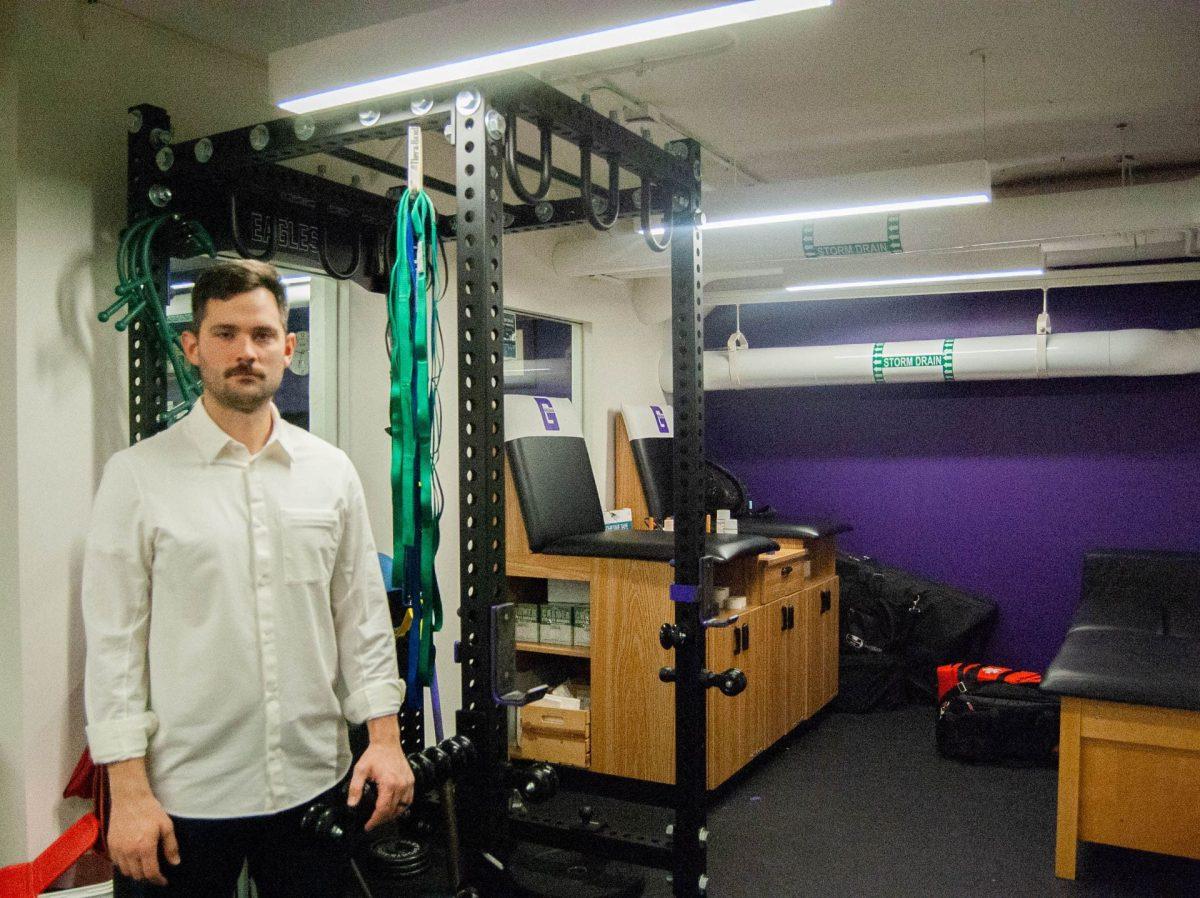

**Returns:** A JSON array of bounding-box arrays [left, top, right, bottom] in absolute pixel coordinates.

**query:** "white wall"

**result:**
[[1, 10, 27, 866], [7, 2, 273, 862], [340, 229, 667, 736]]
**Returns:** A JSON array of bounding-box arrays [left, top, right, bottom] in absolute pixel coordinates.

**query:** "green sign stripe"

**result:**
[[802, 223, 816, 258], [942, 338, 955, 381], [886, 214, 902, 252]]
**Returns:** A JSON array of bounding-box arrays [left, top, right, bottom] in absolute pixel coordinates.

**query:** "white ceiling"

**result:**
[[113, 0, 1200, 191]]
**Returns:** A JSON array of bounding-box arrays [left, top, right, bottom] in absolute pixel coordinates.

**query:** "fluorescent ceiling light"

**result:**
[[279, 0, 831, 113], [704, 193, 990, 231], [785, 267, 1044, 293], [700, 161, 992, 233]]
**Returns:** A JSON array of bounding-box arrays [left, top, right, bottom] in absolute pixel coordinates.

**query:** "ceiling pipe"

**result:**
[[553, 176, 1200, 280], [659, 328, 1200, 393]]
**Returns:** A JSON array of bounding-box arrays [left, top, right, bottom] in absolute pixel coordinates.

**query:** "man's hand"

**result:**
[[349, 715, 415, 831], [106, 758, 180, 886]]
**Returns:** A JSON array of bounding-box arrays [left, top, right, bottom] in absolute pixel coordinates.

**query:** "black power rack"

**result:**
[[126, 73, 717, 897]]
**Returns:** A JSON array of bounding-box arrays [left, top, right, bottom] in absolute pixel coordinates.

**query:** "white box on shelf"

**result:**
[[547, 579, 590, 604], [604, 508, 633, 531]]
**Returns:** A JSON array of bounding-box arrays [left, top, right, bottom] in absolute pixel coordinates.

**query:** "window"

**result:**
[[503, 310, 582, 409]]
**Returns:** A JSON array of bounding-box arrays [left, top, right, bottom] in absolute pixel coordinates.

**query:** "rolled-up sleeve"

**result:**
[[83, 453, 158, 763], [331, 461, 405, 724]]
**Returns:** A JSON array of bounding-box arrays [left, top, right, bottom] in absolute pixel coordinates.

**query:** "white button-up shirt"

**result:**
[[83, 400, 404, 818]]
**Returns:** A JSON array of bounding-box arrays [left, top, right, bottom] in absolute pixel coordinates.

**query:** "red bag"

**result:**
[[937, 662, 1042, 704], [63, 748, 110, 858]]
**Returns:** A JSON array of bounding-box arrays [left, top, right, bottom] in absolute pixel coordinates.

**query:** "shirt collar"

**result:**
[[184, 398, 294, 465]]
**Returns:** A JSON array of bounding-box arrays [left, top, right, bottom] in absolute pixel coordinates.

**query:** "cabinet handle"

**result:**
[[742, 623, 750, 650], [821, 590, 832, 613], [780, 565, 794, 577], [787, 605, 795, 630], [733, 626, 742, 655], [782, 605, 788, 631]]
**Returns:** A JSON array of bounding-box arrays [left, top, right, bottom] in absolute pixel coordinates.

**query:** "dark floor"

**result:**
[[697, 707, 1200, 898], [358, 708, 1200, 897]]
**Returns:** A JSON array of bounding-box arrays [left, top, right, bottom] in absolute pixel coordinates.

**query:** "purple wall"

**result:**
[[705, 282, 1200, 670]]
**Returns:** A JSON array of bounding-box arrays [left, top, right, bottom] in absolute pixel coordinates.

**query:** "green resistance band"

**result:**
[[100, 213, 215, 424], [387, 188, 443, 692]]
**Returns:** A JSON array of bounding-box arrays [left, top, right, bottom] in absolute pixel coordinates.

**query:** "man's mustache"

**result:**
[[225, 366, 265, 379]]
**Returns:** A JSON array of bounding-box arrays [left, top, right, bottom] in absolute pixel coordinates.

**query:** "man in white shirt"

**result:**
[[83, 259, 414, 896]]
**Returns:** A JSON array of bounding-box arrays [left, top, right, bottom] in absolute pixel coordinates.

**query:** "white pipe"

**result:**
[[555, 177, 1200, 280], [659, 328, 1200, 392]]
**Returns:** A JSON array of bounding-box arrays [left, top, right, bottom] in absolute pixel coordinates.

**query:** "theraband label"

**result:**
[[802, 214, 902, 258]]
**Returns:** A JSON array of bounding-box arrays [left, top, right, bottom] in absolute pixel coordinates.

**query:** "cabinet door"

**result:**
[[821, 577, 840, 707], [765, 599, 805, 745], [706, 603, 769, 788], [805, 577, 840, 716], [706, 616, 746, 788], [784, 597, 809, 732], [765, 601, 789, 746]]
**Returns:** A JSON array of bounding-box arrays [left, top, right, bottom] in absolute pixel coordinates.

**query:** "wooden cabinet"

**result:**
[[507, 456, 843, 788]]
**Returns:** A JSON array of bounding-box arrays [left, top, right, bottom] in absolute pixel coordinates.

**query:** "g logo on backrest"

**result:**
[[535, 397, 560, 432], [651, 405, 670, 434]]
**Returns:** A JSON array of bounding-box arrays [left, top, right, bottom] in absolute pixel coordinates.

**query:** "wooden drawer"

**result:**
[[751, 549, 810, 605], [513, 704, 590, 768]]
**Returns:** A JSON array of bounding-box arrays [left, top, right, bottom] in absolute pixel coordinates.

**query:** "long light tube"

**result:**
[[703, 193, 990, 231], [279, 0, 831, 113], [785, 268, 1045, 293]]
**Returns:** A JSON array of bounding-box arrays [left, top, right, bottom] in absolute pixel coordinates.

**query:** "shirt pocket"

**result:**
[[282, 508, 340, 584]]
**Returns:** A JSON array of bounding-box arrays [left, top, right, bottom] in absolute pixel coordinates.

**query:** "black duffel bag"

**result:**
[[837, 554, 999, 704], [936, 664, 1059, 766]]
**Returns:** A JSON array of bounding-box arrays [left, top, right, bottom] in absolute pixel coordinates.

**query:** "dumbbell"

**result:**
[[301, 734, 478, 844]]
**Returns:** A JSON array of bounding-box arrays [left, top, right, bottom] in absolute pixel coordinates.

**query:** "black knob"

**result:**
[[659, 623, 686, 650], [517, 764, 559, 803], [702, 667, 747, 697], [659, 666, 676, 683]]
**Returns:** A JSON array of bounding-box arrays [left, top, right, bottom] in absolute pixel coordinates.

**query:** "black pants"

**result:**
[[111, 783, 350, 898]]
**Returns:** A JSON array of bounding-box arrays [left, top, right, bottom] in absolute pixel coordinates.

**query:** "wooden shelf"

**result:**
[[516, 641, 590, 658]]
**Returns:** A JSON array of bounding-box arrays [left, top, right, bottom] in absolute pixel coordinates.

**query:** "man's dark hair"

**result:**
[[190, 260, 288, 331]]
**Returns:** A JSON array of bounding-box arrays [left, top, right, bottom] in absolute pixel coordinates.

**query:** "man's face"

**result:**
[[180, 288, 295, 414]]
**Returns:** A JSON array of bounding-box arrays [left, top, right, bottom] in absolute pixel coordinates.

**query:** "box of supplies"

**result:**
[[538, 603, 573, 645], [572, 605, 591, 647], [515, 603, 539, 642], [547, 579, 589, 604]]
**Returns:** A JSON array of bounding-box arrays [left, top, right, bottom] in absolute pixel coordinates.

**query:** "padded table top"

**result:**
[[1042, 628, 1200, 712], [542, 530, 778, 564], [736, 516, 853, 540], [1041, 550, 1200, 712]]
